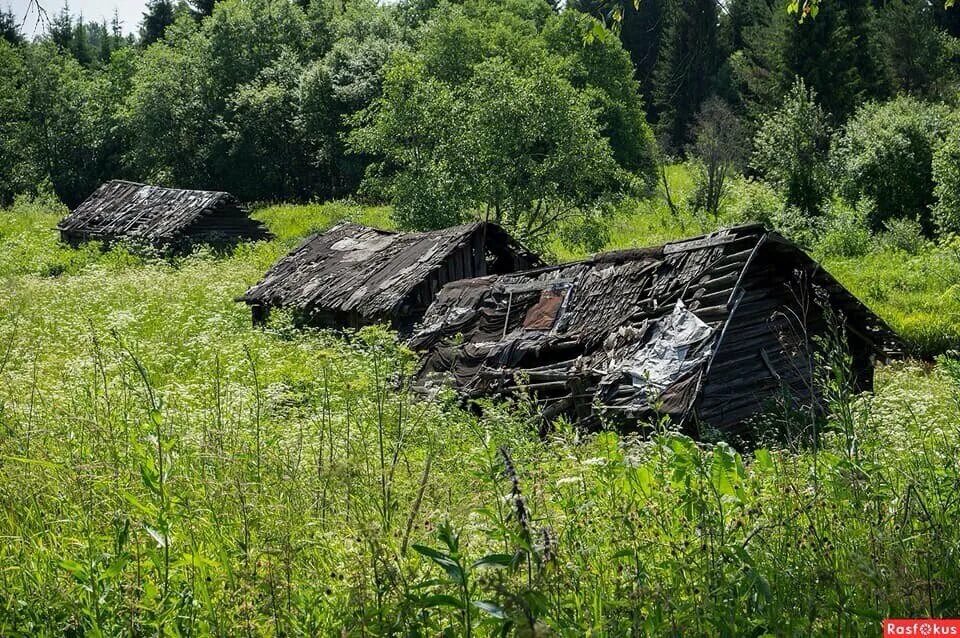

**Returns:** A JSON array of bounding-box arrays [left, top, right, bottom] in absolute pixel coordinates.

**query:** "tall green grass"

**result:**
[[825, 245, 960, 357], [1, 193, 959, 635]]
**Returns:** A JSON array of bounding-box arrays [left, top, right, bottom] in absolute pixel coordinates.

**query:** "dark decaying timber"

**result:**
[[240, 221, 542, 334], [58, 180, 270, 249], [410, 224, 903, 436]]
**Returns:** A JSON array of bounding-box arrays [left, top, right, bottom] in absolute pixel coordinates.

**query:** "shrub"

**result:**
[[728, 178, 785, 227], [773, 204, 820, 249], [752, 78, 832, 215], [832, 96, 950, 233], [817, 198, 873, 258], [933, 123, 960, 234], [556, 208, 610, 254], [880, 217, 928, 254], [726, 178, 818, 248]]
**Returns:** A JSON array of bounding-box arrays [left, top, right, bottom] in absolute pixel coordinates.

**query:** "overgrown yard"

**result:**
[[1, 198, 960, 636]]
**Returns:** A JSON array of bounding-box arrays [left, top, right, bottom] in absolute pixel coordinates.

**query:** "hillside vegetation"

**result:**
[[1, 193, 959, 636]]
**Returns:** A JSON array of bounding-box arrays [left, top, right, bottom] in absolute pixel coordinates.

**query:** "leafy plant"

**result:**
[[832, 96, 951, 233], [751, 78, 832, 215], [412, 522, 514, 636], [932, 122, 960, 234], [817, 198, 873, 257], [880, 217, 928, 254]]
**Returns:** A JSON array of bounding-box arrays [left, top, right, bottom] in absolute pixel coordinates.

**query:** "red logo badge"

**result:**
[[884, 620, 960, 636]]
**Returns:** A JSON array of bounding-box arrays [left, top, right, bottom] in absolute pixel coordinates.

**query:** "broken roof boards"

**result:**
[[58, 180, 270, 249], [411, 224, 902, 436], [241, 221, 543, 334]]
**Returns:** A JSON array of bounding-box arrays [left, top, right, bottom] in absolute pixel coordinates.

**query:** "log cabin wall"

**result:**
[[693, 242, 876, 435]]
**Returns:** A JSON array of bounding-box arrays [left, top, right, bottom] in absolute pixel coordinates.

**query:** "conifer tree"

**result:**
[[140, 0, 175, 45], [0, 7, 22, 44], [653, 0, 721, 151]]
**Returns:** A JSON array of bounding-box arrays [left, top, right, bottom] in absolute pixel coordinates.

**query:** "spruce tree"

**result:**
[[191, 0, 217, 18], [653, 0, 721, 151], [618, 0, 669, 121], [48, 2, 74, 51], [70, 15, 93, 66], [140, 0, 175, 45], [0, 7, 22, 44], [735, 0, 887, 122], [878, 0, 957, 98]]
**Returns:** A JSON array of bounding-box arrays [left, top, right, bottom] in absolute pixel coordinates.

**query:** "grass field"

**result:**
[[1, 191, 959, 635]]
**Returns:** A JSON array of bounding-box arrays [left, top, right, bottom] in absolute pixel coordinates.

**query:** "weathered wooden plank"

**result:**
[[59, 180, 269, 248], [412, 223, 901, 438]]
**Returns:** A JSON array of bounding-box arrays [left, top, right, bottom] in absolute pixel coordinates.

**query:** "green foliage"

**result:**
[[817, 198, 873, 258], [122, 15, 214, 188], [877, 0, 959, 99], [879, 216, 929, 255], [323, 0, 405, 112], [932, 122, 960, 234], [726, 178, 786, 226], [832, 96, 951, 233], [652, 0, 721, 150], [122, 0, 343, 201], [732, 0, 887, 123], [6, 0, 958, 216], [352, 1, 652, 244], [140, 0, 177, 45], [0, 6, 22, 45], [751, 78, 832, 215], [0, 41, 110, 207], [823, 240, 960, 357], [543, 9, 658, 184]]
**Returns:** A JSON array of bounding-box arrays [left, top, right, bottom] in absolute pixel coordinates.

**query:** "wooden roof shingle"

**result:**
[[410, 224, 903, 434], [58, 180, 269, 246], [241, 221, 541, 322]]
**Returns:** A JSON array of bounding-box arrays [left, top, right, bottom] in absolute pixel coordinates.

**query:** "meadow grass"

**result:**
[[826, 246, 960, 358], [0, 194, 959, 635]]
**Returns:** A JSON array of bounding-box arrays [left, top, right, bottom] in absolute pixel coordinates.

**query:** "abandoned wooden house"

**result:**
[[410, 224, 902, 437], [58, 180, 270, 249], [240, 221, 543, 333]]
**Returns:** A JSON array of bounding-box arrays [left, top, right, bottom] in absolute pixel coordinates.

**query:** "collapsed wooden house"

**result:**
[[240, 221, 543, 333], [410, 224, 902, 436], [58, 180, 270, 249]]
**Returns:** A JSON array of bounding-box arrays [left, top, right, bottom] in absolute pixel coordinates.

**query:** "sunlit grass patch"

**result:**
[[823, 246, 960, 357]]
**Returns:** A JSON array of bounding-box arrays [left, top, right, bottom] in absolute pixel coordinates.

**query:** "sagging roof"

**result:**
[[410, 224, 903, 432], [58, 180, 269, 246], [240, 221, 542, 325]]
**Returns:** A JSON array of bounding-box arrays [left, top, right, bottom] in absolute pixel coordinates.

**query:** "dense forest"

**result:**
[[2, 0, 958, 246], [3, 0, 960, 635]]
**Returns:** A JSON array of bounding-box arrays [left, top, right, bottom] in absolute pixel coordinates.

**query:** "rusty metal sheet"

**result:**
[[522, 288, 568, 331]]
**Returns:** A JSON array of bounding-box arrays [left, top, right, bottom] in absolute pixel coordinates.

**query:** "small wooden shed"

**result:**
[[240, 221, 543, 334], [411, 225, 902, 436], [58, 180, 270, 249]]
